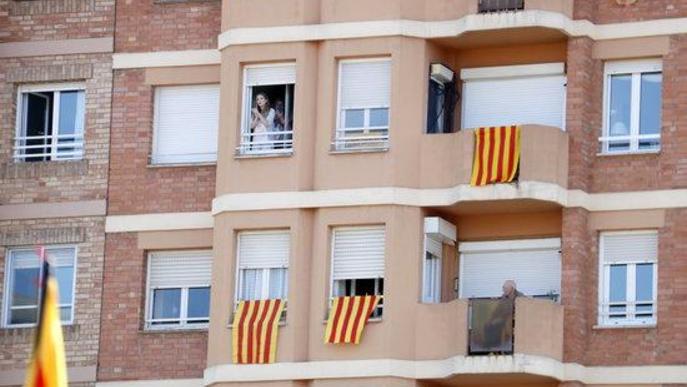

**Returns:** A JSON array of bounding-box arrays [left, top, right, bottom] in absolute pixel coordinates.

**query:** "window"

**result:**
[[239, 64, 295, 155], [478, 0, 524, 13], [3, 246, 76, 327], [335, 58, 391, 151], [152, 84, 219, 164], [601, 59, 662, 153], [331, 226, 385, 317], [14, 83, 85, 162], [422, 237, 442, 303], [599, 231, 658, 326], [236, 231, 289, 304], [145, 250, 212, 330], [426, 64, 457, 134]]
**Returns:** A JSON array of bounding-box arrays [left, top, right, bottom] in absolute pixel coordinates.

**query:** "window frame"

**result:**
[[144, 250, 212, 331], [2, 245, 78, 328], [422, 248, 442, 304], [601, 59, 663, 154], [334, 57, 391, 151], [14, 83, 86, 162], [598, 231, 658, 327], [238, 62, 296, 155]]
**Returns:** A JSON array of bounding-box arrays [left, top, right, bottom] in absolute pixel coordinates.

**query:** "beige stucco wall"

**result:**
[[514, 297, 564, 362], [455, 211, 562, 241]]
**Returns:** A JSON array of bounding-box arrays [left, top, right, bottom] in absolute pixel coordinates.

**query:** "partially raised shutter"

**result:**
[[245, 64, 296, 86], [339, 59, 391, 109], [11, 247, 75, 268], [332, 226, 385, 280], [460, 238, 561, 298], [238, 231, 290, 269], [153, 84, 219, 164], [148, 250, 212, 288], [602, 232, 657, 264]]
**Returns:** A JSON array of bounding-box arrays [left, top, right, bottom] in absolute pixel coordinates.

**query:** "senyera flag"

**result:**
[[24, 246, 68, 387], [470, 125, 521, 186], [232, 299, 285, 364], [324, 295, 380, 344]]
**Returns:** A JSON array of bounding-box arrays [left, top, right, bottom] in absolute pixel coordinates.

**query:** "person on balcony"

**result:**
[[501, 279, 524, 300], [250, 92, 275, 151]]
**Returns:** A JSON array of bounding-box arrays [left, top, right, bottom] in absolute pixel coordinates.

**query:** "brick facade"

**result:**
[[574, 0, 687, 23], [97, 233, 208, 381]]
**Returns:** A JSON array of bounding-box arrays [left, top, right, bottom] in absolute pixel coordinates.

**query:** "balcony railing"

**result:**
[[332, 128, 389, 151], [236, 130, 294, 155], [478, 0, 525, 13], [13, 133, 84, 162], [468, 298, 514, 355]]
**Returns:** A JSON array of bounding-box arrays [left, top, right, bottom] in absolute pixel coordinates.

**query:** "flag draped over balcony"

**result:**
[[324, 295, 380, 344], [24, 247, 68, 387], [470, 125, 521, 186], [232, 299, 285, 364]]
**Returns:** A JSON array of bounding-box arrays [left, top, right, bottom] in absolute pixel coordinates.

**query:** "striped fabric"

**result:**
[[470, 125, 521, 186], [324, 295, 380, 344], [232, 299, 285, 364]]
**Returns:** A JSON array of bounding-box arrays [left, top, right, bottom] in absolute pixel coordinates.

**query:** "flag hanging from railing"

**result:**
[[324, 295, 380, 344], [470, 125, 521, 186], [24, 247, 68, 387], [232, 299, 285, 364]]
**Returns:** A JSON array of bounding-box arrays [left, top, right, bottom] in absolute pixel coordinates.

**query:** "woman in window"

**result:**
[[250, 93, 275, 151]]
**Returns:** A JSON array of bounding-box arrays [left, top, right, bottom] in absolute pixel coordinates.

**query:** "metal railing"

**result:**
[[236, 130, 294, 155], [478, 0, 524, 13], [332, 128, 389, 151], [13, 133, 84, 161]]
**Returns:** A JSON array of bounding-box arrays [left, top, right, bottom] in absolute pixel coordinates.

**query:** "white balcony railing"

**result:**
[[13, 133, 84, 161], [332, 127, 389, 151], [236, 130, 294, 155]]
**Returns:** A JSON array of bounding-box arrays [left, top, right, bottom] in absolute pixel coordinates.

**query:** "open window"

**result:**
[[239, 63, 296, 155], [422, 217, 457, 303], [15, 84, 85, 162], [426, 63, 457, 134]]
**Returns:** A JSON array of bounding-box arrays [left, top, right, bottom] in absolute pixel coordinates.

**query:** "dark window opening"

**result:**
[[478, 0, 524, 13], [427, 64, 458, 134]]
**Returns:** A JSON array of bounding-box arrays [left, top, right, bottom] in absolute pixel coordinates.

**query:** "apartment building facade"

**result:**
[[1, 0, 687, 387]]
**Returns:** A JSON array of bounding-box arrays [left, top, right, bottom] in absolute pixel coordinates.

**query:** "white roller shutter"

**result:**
[[601, 231, 657, 264], [459, 238, 561, 298], [332, 226, 385, 280], [148, 250, 212, 288], [245, 64, 296, 86], [425, 237, 443, 258], [152, 84, 219, 164], [238, 231, 290, 269], [461, 64, 566, 129], [339, 59, 391, 109], [11, 247, 75, 268]]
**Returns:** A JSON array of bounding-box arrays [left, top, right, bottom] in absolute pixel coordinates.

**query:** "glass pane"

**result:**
[[344, 109, 364, 128], [59, 306, 71, 322], [55, 266, 74, 305], [609, 74, 632, 137], [152, 288, 181, 319], [268, 268, 287, 299], [609, 264, 627, 303], [636, 263, 654, 301], [12, 268, 40, 306], [58, 91, 84, 135], [369, 108, 389, 128], [639, 73, 661, 135], [187, 287, 210, 319], [10, 307, 38, 325], [240, 269, 262, 300]]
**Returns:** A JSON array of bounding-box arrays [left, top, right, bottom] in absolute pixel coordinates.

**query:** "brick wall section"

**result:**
[[0, 54, 112, 205], [0, 0, 114, 42], [0, 217, 105, 371], [108, 69, 215, 215], [574, 0, 687, 23], [98, 233, 208, 381], [114, 0, 221, 52]]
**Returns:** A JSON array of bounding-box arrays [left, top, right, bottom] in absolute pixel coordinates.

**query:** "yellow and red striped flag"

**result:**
[[324, 295, 380, 344], [232, 299, 285, 364], [24, 247, 68, 387], [470, 125, 521, 186]]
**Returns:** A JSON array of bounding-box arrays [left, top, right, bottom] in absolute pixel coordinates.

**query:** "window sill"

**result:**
[[597, 149, 661, 157], [234, 151, 294, 160], [147, 162, 216, 168], [329, 147, 389, 155], [141, 327, 209, 334], [593, 323, 656, 330]]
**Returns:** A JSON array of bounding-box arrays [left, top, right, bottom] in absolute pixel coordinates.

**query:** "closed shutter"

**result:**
[[152, 84, 219, 164], [459, 238, 561, 298], [245, 64, 296, 86], [425, 236, 442, 258], [148, 250, 212, 288], [238, 231, 290, 269], [461, 66, 565, 129], [11, 247, 75, 268], [601, 232, 657, 263], [332, 226, 385, 280], [339, 59, 391, 109]]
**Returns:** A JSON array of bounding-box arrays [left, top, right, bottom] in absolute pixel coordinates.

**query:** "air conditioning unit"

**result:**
[[430, 63, 454, 85]]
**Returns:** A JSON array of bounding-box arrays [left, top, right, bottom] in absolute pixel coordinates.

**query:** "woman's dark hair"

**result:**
[[254, 92, 271, 114]]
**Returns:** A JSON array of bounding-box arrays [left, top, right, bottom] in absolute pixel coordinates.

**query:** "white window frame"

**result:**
[[144, 250, 212, 331], [422, 248, 442, 304], [2, 245, 78, 328], [329, 225, 385, 318], [334, 57, 391, 151], [14, 83, 86, 162], [598, 231, 658, 327], [601, 59, 662, 154], [238, 63, 296, 155], [233, 230, 290, 319]]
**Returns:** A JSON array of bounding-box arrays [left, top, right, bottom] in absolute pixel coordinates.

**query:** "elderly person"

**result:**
[[501, 280, 524, 300]]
